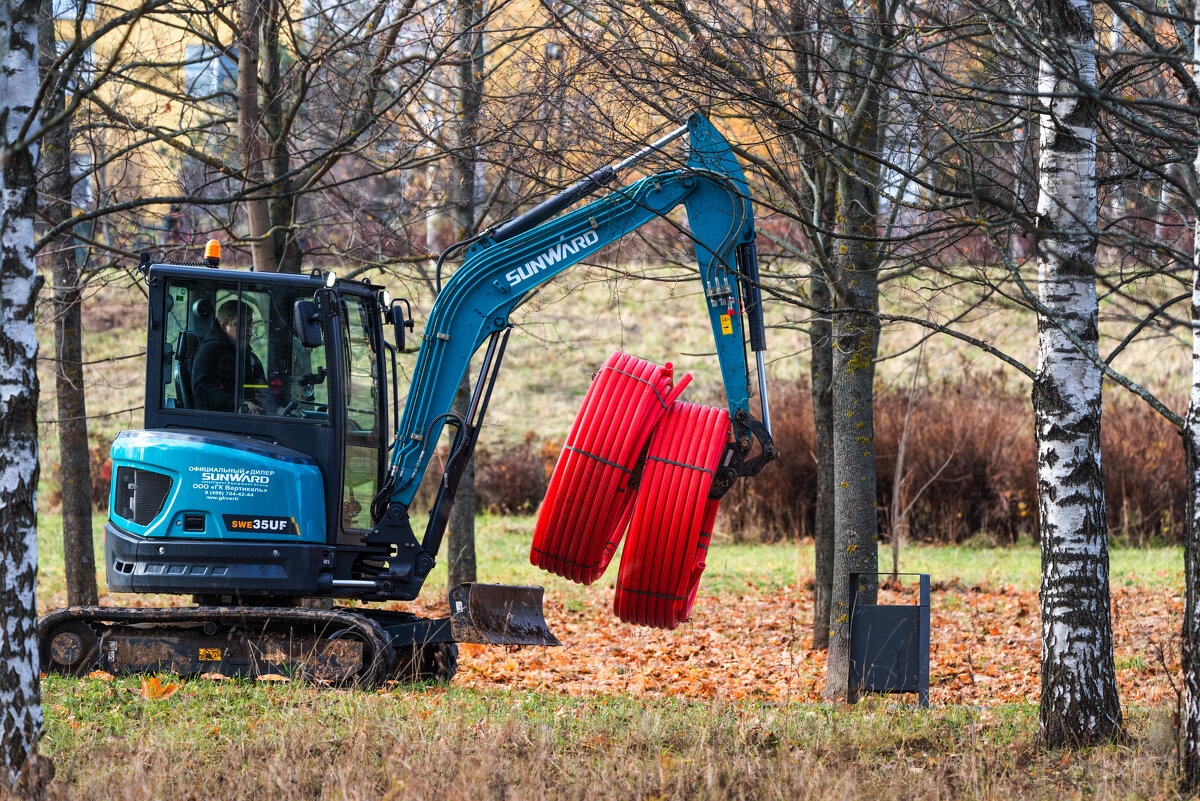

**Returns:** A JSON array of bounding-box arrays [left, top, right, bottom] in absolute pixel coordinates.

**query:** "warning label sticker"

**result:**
[[720, 314, 733, 335], [221, 514, 299, 536], [199, 648, 221, 662]]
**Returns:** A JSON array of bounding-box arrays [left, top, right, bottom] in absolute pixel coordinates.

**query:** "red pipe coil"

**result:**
[[614, 401, 730, 629], [530, 352, 691, 584]]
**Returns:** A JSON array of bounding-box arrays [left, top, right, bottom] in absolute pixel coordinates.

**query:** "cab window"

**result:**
[[161, 277, 329, 420], [340, 296, 383, 533]]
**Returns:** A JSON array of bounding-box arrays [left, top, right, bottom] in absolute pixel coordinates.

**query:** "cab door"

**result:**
[[337, 294, 387, 540]]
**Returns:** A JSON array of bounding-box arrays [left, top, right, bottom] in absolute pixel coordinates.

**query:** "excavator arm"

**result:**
[[358, 115, 775, 600]]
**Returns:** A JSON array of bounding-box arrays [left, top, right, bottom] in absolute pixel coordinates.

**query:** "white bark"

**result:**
[[1033, 0, 1122, 748], [1181, 13, 1200, 790], [0, 0, 45, 788]]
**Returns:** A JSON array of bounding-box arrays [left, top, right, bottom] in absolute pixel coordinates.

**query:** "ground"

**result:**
[[28, 267, 1195, 798], [32, 515, 1189, 800]]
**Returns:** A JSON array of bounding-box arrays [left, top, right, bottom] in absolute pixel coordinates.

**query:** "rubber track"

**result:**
[[531, 351, 690, 584], [38, 605, 394, 686], [614, 401, 730, 629]]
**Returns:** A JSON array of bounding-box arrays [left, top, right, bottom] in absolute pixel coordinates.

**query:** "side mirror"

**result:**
[[386, 298, 414, 352], [293, 299, 322, 348]]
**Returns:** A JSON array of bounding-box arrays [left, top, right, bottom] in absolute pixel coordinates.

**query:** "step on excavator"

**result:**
[[38, 114, 775, 686]]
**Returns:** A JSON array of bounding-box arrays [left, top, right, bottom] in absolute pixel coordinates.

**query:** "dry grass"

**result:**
[[30, 680, 1185, 801]]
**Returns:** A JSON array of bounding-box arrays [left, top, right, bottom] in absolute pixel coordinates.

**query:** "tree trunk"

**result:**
[[447, 374, 477, 589], [261, 0, 302, 275], [1185, 382, 1200, 787], [0, 0, 46, 788], [810, 266, 834, 650], [1033, 0, 1123, 748], [822, 0, 884, 700], [237, 0, 273, 271], [823, 165, 881, 700], [1180, 18, 1200, 787], [445, 0, 485, 591], [39, 0, 97, 607]]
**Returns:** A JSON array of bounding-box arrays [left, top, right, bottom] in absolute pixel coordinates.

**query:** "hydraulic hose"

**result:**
[[614, 401, 731, 629], [531, 351, 691, 584]]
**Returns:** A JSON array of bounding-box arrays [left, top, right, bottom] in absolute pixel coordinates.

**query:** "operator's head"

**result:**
[[216, 299, 253, 343]]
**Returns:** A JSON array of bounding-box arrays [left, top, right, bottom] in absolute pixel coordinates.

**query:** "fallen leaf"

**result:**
[[257, 673, 291, 683], [140, 676, 180, 700], [199, 672, 230, 681], [88, 670, 114, 681]]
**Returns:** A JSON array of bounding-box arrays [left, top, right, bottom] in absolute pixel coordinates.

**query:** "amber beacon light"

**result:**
[[204, 239, 221, 267]]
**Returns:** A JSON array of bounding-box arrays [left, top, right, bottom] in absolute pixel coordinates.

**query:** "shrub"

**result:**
[[718, 379, 1186, 545], [474, 431, 556, 514]]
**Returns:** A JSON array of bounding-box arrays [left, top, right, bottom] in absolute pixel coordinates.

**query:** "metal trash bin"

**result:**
[[848, 572, 930, 707]]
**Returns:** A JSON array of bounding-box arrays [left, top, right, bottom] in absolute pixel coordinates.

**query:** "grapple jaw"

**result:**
[[449, 583, 561, 647]]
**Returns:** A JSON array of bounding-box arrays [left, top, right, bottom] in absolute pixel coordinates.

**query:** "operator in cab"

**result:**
[[191, 299, 272, 414]]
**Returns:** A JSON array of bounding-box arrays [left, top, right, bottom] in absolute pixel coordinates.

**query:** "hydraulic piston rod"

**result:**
[[492, 124, 689, 243]]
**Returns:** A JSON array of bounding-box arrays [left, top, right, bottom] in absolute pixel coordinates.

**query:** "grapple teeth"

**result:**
[[449, 583, 561, 647]]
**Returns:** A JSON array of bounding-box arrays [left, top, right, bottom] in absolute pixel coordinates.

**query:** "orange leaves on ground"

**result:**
[[436, 581, 1181, 706], [140, 676, 180, 700], [88, 670, 114, 681]]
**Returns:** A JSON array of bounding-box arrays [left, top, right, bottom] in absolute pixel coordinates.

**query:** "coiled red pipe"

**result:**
[[614, 401, 730, 629], [531, 352, 691, 584]]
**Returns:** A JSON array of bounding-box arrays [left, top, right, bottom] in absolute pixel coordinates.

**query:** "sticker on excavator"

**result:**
[[720, 314, 733, 335], [199, 648, 221, 661], [221, 514, 299, 535]]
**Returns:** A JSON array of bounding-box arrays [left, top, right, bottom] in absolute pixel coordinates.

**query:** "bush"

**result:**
[[718, 379, 1186, 545], [474, 431, 558, 514]]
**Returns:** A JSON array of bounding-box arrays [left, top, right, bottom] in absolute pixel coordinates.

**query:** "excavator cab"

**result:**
[[106, 266, 394, 601]]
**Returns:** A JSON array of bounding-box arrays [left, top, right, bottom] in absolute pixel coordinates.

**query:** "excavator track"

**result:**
[[39, 606, 395, 687]]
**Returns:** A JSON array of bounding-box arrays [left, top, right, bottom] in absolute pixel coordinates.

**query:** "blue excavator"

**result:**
[[38, 114, 775, 685]]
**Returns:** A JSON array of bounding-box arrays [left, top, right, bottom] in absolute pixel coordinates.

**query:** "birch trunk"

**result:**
[[1181, 16, 1200, 789], [1033, 0, 1123, 748], [1183, 252, 1200, 787], [0, 0, 45, 788]]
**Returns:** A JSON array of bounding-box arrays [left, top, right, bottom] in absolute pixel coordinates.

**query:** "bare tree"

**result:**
[[38, 0, 97, 607], [446, 0, 486, 590]]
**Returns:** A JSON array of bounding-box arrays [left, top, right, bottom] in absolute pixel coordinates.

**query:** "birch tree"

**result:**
[[0, 0, 45, 787], [1184, 12, 1200, 786], [1032, 0, 1123, 747]]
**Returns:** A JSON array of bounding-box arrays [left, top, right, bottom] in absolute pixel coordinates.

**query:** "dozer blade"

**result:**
[[449, 583, 561, 646]]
